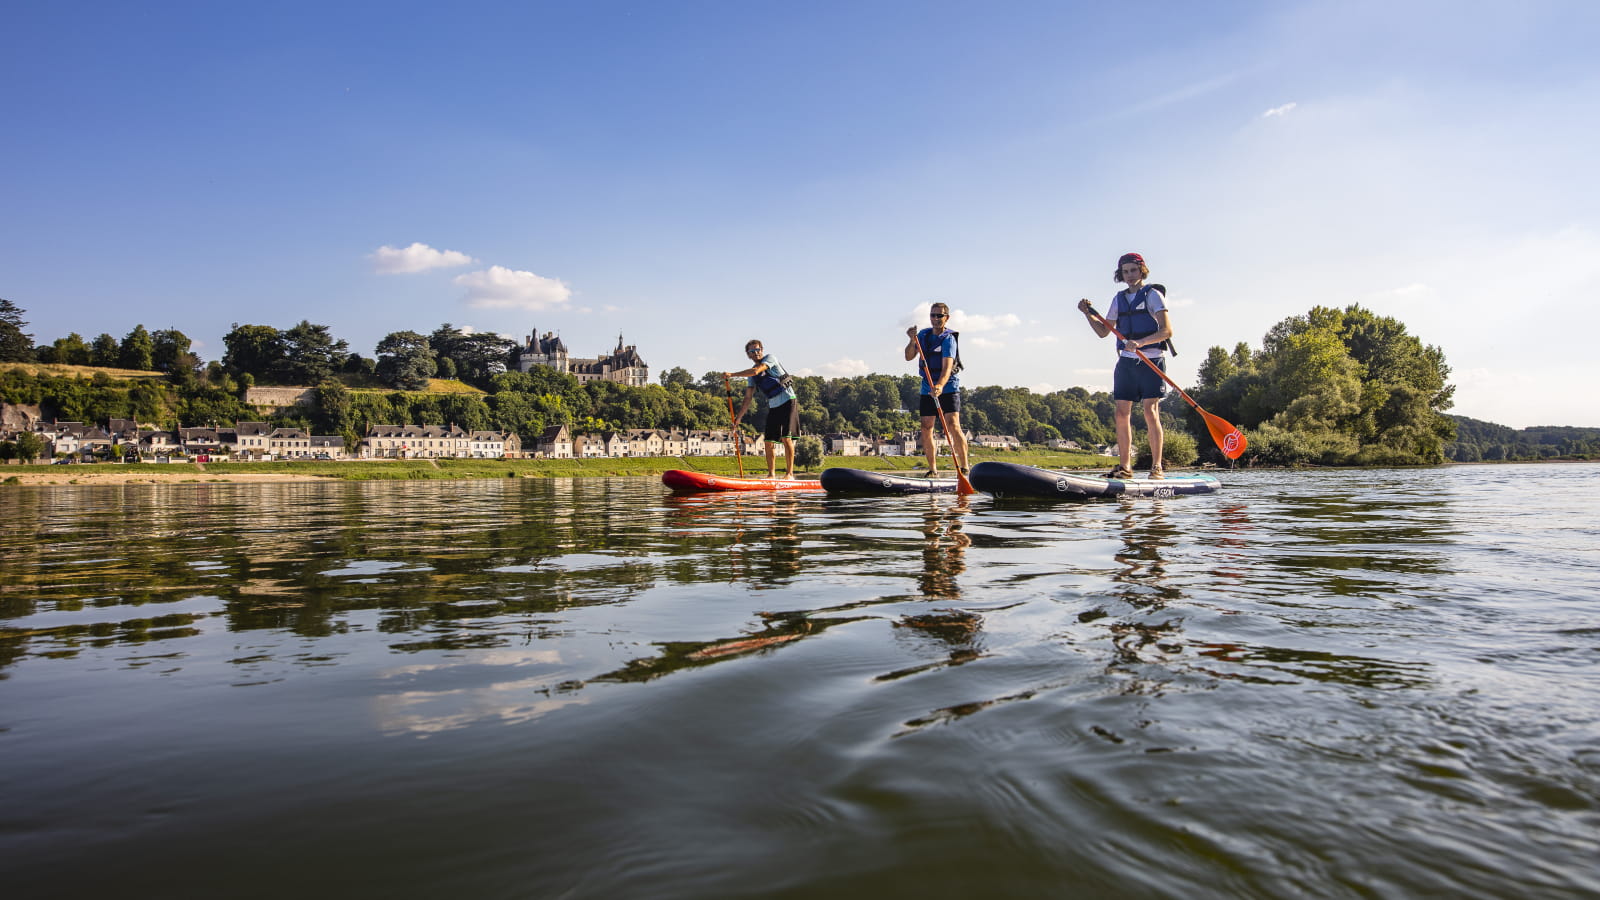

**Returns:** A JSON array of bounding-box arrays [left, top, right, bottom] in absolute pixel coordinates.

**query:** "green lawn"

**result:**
[[6, 448, 1113, 481]]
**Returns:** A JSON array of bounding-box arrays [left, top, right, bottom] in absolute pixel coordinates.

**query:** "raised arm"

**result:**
[[1077, 299, 1111, 338]]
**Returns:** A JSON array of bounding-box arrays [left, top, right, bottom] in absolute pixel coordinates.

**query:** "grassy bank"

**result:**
[[5, 448, 1113, 481]]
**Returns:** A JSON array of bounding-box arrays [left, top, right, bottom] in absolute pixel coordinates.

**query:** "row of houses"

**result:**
[[524, 426, 1040, 458], [7, 418, 1049, 461]]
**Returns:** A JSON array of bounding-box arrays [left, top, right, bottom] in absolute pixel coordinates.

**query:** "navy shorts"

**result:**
[[1113, 355, 1168, 403], [919, 392, 960, 416], [765, 400, 798, 442]]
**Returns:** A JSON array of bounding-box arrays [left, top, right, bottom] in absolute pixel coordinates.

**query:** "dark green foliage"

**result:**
[[1446, 416, 1600, 461], [428, 324, 517, 388], [91, 333, 120, 367], [1194, 305, 1455, 466], [282, 321, 349, 385], [223, 324, 287, 380], [794, 435, 825, 469], [375, 331, 436, 390], [0, 299, 33, 362], [14, 432, 46, 461], [119, 325, 156, 370]]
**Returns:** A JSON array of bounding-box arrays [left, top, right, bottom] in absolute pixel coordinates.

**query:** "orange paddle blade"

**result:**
[[1203, 411, 1248, 460]]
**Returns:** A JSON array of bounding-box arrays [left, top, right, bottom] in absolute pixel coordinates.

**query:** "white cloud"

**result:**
[[456, 266, 573, 311], [799, 358, 871, 378], [1023, 334, 1059, 344], [952, 311, 1021, 332], [906, 302, 1021, 333], [970, 336, 1004, 350], [370, 242, 477, 274], [1262, 102, 1298, 118]]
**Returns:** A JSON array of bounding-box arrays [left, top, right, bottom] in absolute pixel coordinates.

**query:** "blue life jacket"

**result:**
[[917, 328, 961, 394], [1113, 286, 1169, 354], [751, 356, 795, 403]]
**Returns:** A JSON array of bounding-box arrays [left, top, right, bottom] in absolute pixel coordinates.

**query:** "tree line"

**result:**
[[3, 297, 1472, 465], [1446, 417, 1600, 461]]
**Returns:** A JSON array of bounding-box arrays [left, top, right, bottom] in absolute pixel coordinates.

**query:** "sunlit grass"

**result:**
[[3, 448, 1112, 481]]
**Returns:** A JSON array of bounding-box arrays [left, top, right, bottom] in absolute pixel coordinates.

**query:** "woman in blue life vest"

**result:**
[[727, 339, 799, 479], [903, 301, 971, 477], [1077, 252, 1174, 480]]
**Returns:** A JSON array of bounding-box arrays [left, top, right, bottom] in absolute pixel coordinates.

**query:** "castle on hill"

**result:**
[[519, 330, 649, 387]]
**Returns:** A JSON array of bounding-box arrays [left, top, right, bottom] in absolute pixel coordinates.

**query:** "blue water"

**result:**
[[1, 464, 1597, 898]]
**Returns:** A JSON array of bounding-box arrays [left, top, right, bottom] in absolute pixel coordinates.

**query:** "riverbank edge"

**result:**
[[1, 451, 1119, 486]]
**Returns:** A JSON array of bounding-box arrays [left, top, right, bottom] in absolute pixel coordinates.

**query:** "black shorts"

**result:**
[[1113, 355, 1168, 403], [764, 400, 798, 442], [919, 392, 960, 416]]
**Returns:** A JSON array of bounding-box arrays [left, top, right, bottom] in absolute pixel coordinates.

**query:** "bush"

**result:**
[[794, 435, 824, 470], [1138, 429, 1199, 468]]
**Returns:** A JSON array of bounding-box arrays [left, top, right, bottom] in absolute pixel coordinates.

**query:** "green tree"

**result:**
[[151, 329, 197, 374], [91, 333, 120, 367], [660, 366, 695, 389], [794, 435, 825, 470], [0, 299, 33, 361], [119, 325, 156, 370], [48, 333, 93, 366], [428, 326, 517, 387], [375, 331, 436, 390], [1199, 304, 1453, 465], [282, 321, 349, 385], [223, 324, 288, 381], [15, 432, 47, 462], [313, 380, 355, 434]]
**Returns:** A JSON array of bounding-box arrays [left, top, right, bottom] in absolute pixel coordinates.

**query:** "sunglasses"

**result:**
[[929, 313, 948, 318]]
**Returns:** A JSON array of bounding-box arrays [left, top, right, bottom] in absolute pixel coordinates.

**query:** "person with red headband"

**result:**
[[1077, 252, 1174, 480]]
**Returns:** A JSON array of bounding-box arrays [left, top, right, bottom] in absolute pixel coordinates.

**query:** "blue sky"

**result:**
[[5, 0, 1597, 428]]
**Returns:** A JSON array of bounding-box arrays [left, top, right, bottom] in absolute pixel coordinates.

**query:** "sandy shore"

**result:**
[[4, 470, 329, 486]]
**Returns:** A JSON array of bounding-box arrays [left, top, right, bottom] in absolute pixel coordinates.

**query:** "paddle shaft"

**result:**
[[723, 375, 745, 477], [910, 331, 976, 494]]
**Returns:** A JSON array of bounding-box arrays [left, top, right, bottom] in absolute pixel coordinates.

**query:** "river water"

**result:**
[[2, 463, 1597, 899]]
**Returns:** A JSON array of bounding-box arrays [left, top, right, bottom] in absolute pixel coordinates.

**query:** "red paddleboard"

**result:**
[[662, 470, 825, 493]]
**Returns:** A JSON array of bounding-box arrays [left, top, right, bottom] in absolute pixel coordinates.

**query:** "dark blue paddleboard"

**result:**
[[820, 467, 961, 494], [969, 461, 1219, 500]]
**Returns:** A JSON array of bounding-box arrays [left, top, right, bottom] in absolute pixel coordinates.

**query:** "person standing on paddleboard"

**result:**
[[904, 302, 971, 478], [1078, 252, 1174, 480], [727, 339, 799, 479]]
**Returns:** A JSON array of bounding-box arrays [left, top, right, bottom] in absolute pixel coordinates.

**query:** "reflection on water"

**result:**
[[2, 465, 1599, 898]]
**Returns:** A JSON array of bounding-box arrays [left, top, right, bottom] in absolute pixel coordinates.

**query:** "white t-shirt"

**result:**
[[1106, 286, 1167, 359]]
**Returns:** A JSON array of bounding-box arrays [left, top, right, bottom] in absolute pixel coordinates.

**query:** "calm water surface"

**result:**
[[2, 464, 1598, 898]]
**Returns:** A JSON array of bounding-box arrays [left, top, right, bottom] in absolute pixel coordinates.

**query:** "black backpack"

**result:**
[[1135, 285, 1176, 357]]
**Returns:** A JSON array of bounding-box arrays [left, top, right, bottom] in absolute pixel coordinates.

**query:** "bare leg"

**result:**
[[781, 437, 795, 478], [1142, 399, 1164, 471], [1114, 399, 1134, 470], [764, 441, 777, 478], [919, 417, 939, 471]]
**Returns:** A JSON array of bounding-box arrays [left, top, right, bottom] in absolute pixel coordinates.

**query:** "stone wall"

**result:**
[[244, 387, 315, 409]]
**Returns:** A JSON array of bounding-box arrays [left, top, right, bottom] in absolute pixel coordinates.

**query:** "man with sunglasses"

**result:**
[[727, 339, 799, 479], [904, 302, 970, 477]]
